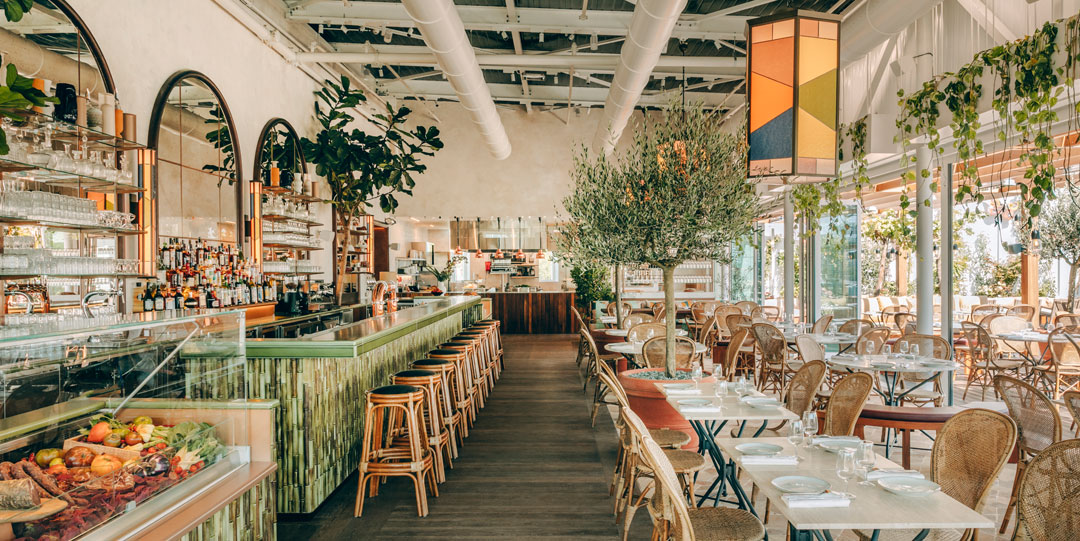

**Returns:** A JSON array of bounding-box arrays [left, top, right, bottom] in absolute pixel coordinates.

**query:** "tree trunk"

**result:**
[[1068, 263, 1078, 308], [663, 265, 677, 378], [335, 211, 350, 305], [614, 263, 623, 329], [876, 247, 888, 295]]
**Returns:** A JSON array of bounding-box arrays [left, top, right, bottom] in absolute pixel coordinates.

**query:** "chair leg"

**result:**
[[999, 460, 1024, 534], [354, 472, 370, 517]]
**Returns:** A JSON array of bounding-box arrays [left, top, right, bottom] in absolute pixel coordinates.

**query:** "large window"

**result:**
[[819, 206, 860, 320], [451, 256, 470, 282], [730, 228, 763, 302], [538, 252, 560, 282]]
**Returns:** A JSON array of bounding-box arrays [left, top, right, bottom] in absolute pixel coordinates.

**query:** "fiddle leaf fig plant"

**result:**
[[301, 76, 443, 300], [0, 63, 57, 155], [3, 0, 33, 23]]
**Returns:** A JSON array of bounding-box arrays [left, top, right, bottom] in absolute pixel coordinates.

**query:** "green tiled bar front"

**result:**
[[245, 297, 484, 513], [182, 474, 277, 541]]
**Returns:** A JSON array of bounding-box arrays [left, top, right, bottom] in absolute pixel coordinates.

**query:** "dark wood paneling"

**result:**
[[373, 226, 389, 277], [480, 293, 577, 334]]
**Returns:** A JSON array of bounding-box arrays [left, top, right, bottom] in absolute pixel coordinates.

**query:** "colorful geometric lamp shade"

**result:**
[[747, 11, 840, 178]]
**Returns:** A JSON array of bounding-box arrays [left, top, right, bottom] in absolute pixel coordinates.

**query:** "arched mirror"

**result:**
[[252, 118, 308, 269], [253, 118, 305, 189], [149, 71, 242, 245]]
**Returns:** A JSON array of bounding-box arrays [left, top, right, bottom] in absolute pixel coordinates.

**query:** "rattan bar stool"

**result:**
[[355, 384, 438, 518], [442, 339, 490, 407], [458, 330, 497, 390], [429, 348, 479, 421], [392, 369, 453, 483], [473, 319, 503, 366], [465, 325, 501, 381], [412, 358, 466, 447]]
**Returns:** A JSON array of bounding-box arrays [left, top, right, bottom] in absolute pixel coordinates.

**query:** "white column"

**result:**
[[783, 189, 795, 322], [915, 145, 934, 334]]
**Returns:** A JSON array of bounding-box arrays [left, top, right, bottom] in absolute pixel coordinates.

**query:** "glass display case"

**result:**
[[0, 310, 260, 540]]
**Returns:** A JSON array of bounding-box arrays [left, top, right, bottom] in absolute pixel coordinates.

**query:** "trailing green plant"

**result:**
[[895, 77, 944, 217], [300, 75, 443, 300], [0, 64, 55, 155], [202, 105, 235, 186], [422, 255, 466, 283], [787, 118, 869, 245]]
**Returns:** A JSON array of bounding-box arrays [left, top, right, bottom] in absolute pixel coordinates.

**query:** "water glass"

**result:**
[[788, 419, 805, 458], [801, 410, 818, 443], [691, 362, 703, 386], [882, 344, 892, 355], [910, 344, 920, 358], [898, 341, 909, 356], [715, 380, 728, 399], [856, 440, 876, 485], [835, 448, 857, 498]]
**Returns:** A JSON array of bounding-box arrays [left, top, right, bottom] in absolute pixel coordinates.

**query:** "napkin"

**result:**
[[811, 436, 860, 445], [740, 455, 799, 466], [867, 469, 925, 481], [781, 493, 851, 508], [665, 388, 703, 396], [678, 405, 722, 414]]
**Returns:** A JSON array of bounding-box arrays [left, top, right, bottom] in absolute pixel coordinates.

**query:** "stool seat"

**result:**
[[414, 358, 452, 366], [395, 369, 437, 378], [430, 348, 464, 356], [371, 384, 421, 395]]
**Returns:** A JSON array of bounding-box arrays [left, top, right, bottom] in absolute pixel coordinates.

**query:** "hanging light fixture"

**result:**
[[454, 217, 464, 255], [535, 216, 545, 258], [514, 217, 525, 258], [474, 217, 484, 258], [494, 218, 504, 258], [746, 10, 840, 179]]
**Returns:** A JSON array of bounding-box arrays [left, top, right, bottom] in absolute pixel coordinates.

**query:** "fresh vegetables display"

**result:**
[[7, 413, 229, 541]]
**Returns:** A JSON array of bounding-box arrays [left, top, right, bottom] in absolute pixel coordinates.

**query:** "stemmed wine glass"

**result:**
[[691, 361, 703, 387], [801, 410, 818, 449], [856, 440, 877, 486], [834, 448, 857, 498], [788, 420, 805, 460], [898, 341, 910, 357]]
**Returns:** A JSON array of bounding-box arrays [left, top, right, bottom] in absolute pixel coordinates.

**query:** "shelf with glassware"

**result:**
[[622, 261, 715, 290], [335, 213, 373, 276], [260, 181, 325, 287], [0, 112, 148, 315]]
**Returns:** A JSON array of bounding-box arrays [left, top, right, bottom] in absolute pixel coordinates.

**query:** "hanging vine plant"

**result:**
[[789, 117, 870, 242], [896, 14, 1079, 228]]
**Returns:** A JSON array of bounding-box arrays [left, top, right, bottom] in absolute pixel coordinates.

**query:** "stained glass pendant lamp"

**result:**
[[747, 11, 840, 179]]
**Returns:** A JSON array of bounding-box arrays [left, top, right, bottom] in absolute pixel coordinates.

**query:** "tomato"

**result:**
[[87, 422, 111, 443], [102, 433, 123, 448], [123, 432, 143, 446]]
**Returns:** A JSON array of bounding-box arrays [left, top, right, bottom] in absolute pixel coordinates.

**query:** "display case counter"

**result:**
[[245, 296, 483, 513], [479, 291, 576, 334], [0, 311, 278, 540]]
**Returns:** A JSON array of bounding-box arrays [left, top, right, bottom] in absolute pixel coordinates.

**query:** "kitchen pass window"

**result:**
[[538, 253, 559, 282]]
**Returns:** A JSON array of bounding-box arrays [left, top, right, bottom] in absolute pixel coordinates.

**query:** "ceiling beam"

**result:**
[[301, 49, 745, 73], [954, 0, 1018, 43], [695, 0, 781, 21], [378, 79, 745, 108], [505, 0, 532, 113], [289, 2, 747, 41]]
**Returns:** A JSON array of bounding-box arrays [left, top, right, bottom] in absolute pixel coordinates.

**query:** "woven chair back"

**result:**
[[990, 315, 1036, 357], [621, 312, 654, 329], [824, 372, 873, 436], [893, 312, 915, 333], [627, 322, 666, 343], [838, 318, 873, 338], [751, 323, 786, 366], [698, 314, 721, 346], [970, 304, 1003, 325], [1055, 313, 1080, 327], [718, 328, 751, 381], [606, 301, 633, 316], [759, 305, 781, 321], [796, 334, 824, 363], [992, 375, 1062, 456], [786, 360, 827, 419], [855, 327, 891, 354], [638, 432, 696, 541], [932, 408, 1017, 512], [893, 334, 952, 360], [642, 336, 701, 371], [811, 315, 834, 335], [1016, 439, 1080, 539], [1048, 326, 1080, 369], [735, 300, 758, 315], [961, 322, 995, 363], [1007, 304, 1037, 322]]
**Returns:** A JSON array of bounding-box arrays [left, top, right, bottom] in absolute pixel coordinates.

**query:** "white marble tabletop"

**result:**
[[604, 328, 687, 337], [717, 437, 994, 532], [826, 354, 961, 374], [605, 340, 708, 356], [655, 381, 798, 422]]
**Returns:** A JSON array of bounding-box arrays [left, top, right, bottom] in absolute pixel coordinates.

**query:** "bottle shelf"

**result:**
[[261, 213, 322, 226], [0, 215, 144, 236], [0, 108, 147, 152], [0, 158, 144, 194], [263, 243, 322, 251]]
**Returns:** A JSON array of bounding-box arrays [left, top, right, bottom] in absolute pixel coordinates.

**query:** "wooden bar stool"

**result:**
[[442, 339, 489, 406], [473, 319, 503, 369], [429, 348, 479, 422], [457, 330, 496, 391], [467, 325, 501, 381], [412, 358, 466, 447], [393, 369, 453, 482], [355, 384, 438, 518]]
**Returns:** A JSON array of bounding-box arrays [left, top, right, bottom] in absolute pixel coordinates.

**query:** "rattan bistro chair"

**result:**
[[640, 436, 766, 541], [753, 322, 796, 394], [823, 372, 874, 436], [642, 336, 702, 371], [962, 321, 1025, 400], [1055, 313, 1080, 327], [811, 314, 834, 335], [994, 375, 1063, 535], [1007, 304, 1038, 323], [621, 312, 655, 330], [855, 326, 891, 354], [716, 328, 751, 382], [893, 334, 952, 407], [1063, 391, 1080, 438], [753, 360, 826, 438], [628, 322, 667, 343], [855, 408, 1018, 541], [1014, 439, 1080, 539], [1034, 326, 1080, 399], [970, 303, 1004, 325]]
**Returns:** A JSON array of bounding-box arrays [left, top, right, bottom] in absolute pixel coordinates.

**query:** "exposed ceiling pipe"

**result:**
[[839, 0, 942, 65], [400, 0, 511, 160], [592, 0, 688, 155]]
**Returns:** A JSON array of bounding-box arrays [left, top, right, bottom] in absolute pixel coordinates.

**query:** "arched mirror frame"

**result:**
[[251, 117, 308, 266], [48, 0, 117, 95], [146, 70, 243, 257]]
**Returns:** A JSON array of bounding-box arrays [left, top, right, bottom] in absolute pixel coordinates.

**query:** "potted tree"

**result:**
[[301, 76, 443, 302], [561, 102, 760, 444]]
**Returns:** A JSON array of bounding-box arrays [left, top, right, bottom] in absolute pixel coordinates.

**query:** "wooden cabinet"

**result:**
[[480, 292, 578, 334]]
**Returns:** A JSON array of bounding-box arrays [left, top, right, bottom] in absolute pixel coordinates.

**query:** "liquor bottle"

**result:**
[[143, 286, 154, 312], [183, 288, 198, 309], [153, 287, 165, 311], [164, 288, 176, 311]]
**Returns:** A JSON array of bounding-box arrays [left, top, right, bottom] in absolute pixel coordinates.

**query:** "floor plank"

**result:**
[[278, 334, 632, 540]]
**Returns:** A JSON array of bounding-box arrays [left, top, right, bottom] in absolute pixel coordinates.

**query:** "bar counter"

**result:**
[[245, 296, 483, 513], [479, 291, 577, 334]]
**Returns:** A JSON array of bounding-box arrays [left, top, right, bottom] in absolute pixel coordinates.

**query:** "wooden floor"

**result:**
[[279, 334, 632, 540]]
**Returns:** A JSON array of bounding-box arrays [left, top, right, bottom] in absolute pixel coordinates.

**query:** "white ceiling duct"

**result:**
[[401, 0, 511, 160], [592, 0, 689, 155], [840, 0, 942, 65]]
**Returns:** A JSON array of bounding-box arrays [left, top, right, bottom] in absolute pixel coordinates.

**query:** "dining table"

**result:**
[[716, 437, 993, 541], [605, 340, 708, 356], [826, 353, 961, 406], [604, 328, 688, 337], [657, 380, 798, 507]]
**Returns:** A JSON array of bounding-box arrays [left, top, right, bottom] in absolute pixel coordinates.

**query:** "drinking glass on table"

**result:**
[[788, 420, 805, 459], [691, 362, 703, 386], [801, 410, 818, 445], [898, 341, 909, 356], [715, 379, 728, 399], [910, 344, 921, 358], [835, 448, 857, 498], [856, 440, 877, 485], [882, 344, 892, 355]]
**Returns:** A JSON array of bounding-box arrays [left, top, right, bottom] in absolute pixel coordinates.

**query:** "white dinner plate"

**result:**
[[677, 398, 712, 406], [771, 475, 830, 494], [877, 477, 941, 497], [663, 383, 694, 390], [871, 361, 897, 369], [735, 442, 783, 456], [818, 439, 861, 453], [744, 398, 780, 410], [919, 361, 953, 370]]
